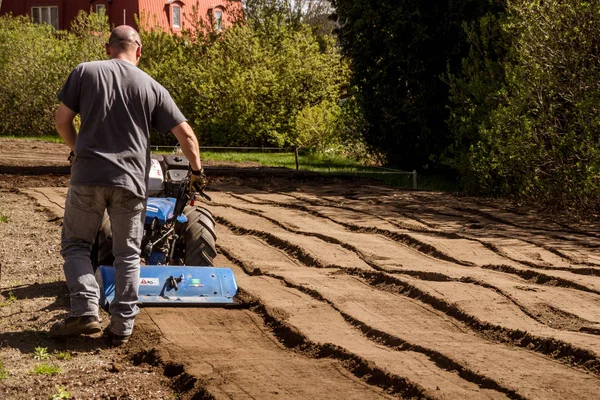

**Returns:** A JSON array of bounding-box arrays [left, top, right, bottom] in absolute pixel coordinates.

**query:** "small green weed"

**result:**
[[49, 385, 71, 400], [0, 360, 9, 380], [33, 346, 50, 360], [53, 351, 72, 361], [31, 363, 61, 375], [0, 214, 8, 223], [0, 292, 16, 307]]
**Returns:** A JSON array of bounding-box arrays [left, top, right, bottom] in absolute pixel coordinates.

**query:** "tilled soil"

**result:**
[[1, 138, 600, 399]]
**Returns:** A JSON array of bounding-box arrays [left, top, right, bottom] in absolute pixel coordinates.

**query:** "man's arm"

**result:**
[[171, 121, 202, 171], [55, 102, 78, 150]]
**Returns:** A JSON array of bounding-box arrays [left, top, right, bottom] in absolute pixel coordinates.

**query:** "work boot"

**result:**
[[50, 316, 101, 337], [103, 326, 131, 347]]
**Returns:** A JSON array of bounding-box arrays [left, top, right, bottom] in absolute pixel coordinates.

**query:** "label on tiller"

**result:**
[[189, 278, 204, 287], [140, 278, 160, 286]]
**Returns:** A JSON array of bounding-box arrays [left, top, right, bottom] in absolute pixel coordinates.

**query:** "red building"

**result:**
[[0, 0, 240, 33]]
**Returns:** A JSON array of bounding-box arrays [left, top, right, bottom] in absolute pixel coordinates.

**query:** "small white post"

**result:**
[[123, 9, 126, 25]]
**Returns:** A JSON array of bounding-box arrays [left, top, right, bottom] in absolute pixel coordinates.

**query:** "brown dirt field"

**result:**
[[1, 138, 600, 399]]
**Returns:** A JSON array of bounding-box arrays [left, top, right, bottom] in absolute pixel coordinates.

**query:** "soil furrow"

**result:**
[[212, 211, 600, 378], [211, 201, 553, 330], [137, 306, 398, 400], [284, 186, 595, 242], [243, 293, 431, 400], [450, 205, 600, 240], [208, 193, 600, 331], [214, 223, 600, 399], [219, 194, 474, 266], [210, 193, 600, 304], [220, 246, 521, 400], [480, 264, 600, 295], [220, 245, 524, 400], [214, 204, 595, 334], [267, 188, 600, 266], [237, 189, 441, 231], [221, 190, 600, 278], [475, 239, 600, 275], [317, 198, 600, 270]]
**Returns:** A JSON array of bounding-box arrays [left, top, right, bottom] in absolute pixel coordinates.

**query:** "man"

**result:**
[[52, 25, 207, 345]]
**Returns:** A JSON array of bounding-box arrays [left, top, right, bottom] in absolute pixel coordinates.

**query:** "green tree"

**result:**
[[197, 22, 348, 147], [330, 0, 493, 169], [294, 100, 341, 151], [0, 12, 109, 137], [448, 0, 600, 212], [139, 14, 349, 149], [445, 9, 510, 191]]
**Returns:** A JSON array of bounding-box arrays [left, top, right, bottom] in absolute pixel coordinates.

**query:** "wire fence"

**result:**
[[150, 145, 418, 189]]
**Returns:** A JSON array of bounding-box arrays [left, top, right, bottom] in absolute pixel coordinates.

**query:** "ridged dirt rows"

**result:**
[[22, 179, 600, 400]]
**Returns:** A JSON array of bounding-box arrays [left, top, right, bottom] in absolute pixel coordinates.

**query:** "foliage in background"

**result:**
[[140, 5, 353, 154], [445, 9, 509, 189], [294, 100, 340, 152], [0, 7, 360, 158], [447, 0, 600, 213], [0, 12, 109, 137], [330, 0, 493, 170], [243, 0, 336, 35]]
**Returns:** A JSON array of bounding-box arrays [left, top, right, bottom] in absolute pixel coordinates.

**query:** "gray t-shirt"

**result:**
[[58, 59, 186, 198]]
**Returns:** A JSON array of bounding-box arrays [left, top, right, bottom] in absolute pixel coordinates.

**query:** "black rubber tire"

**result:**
[[92, 206, 217, 267], [92, 212, 114, 271], [183, 205, 217, 266]]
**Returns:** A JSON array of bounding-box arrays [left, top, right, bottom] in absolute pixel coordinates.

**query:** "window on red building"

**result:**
[[32, 6, 58, 30], [96, 4, 106, 16], [215, 9, 223, 30], [173, 6, 181, 28]]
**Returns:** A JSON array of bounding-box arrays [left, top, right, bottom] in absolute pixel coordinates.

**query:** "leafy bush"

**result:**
[[294, 100, 341, 152], [139, 10, 349, 150], [0, 12, 109, 137], [2, 9, 358, 158], [448, 0, 600, 213]]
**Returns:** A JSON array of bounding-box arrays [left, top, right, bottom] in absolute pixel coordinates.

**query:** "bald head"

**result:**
[[108, 25, 141, 52], [106, 25, 142, 65]]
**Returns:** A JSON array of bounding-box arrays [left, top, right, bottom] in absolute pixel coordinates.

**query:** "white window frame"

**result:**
[[172, 6, 181, 28], [96, 4, 106, 16], [214, 9, 223, 30], [31, 6, 59, 30]]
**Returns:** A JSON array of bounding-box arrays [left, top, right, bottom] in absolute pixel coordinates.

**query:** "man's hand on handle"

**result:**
[[171, 121, 207, 199], [190, 168, 210, 200]]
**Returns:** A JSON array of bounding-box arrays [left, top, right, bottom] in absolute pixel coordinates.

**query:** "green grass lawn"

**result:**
[[202, 150, 365, 171], [3, 136, 457, 191], [1, 135, 63, 143], [201, 150, 426, 189]]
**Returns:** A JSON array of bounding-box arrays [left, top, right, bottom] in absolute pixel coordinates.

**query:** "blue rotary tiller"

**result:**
[[93, 154, 238, 307], [99, 265, 238, 307]]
